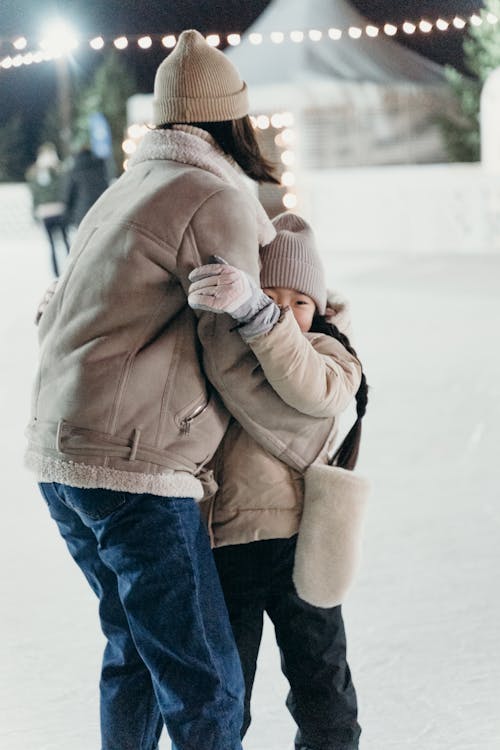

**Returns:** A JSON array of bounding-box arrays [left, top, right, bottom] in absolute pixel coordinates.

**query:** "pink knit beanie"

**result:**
[[260, 213, 327, 314], [153, 30, 249, 125]]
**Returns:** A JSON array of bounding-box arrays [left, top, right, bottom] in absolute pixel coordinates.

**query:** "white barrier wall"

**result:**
[[5, 162, 500, 261], [0, 183, 35, 237], [301, 163, 500, 255]]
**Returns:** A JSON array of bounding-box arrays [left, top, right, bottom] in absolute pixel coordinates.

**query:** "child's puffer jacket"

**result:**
[[204, 296, 362, 547]]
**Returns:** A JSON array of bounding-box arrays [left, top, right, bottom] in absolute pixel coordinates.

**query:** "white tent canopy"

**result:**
[[225, 0, 452, 173], [226, 0, 448, 90]]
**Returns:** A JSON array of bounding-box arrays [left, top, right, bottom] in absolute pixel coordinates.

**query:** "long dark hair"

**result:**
[[310, 315, 369, 471], [157, 116, 279, 184]]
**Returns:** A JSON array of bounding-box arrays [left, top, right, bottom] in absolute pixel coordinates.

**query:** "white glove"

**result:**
[[188, 256, 275, 323]]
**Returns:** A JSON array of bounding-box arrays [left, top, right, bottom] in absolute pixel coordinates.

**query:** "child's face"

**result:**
[[263, 287, 316, 332]]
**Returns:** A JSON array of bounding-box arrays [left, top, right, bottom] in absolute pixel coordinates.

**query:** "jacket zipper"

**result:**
[[180, 402, 209, 436]]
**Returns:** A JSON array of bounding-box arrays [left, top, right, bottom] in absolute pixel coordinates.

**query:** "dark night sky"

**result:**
[[0, 0, 482, 163]]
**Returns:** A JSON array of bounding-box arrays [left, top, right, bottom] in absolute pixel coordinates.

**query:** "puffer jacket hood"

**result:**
[[325, 290, 354, 340]]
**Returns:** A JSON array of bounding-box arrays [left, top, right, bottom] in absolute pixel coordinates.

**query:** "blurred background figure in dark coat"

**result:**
[[64, 143, 109, 229], [26, 142, 70, 277]]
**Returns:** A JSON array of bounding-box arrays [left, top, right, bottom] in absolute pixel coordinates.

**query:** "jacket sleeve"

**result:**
[[182, 185, 262, 282], [246, 309, 362, 418], [180, 186, 335, 473]]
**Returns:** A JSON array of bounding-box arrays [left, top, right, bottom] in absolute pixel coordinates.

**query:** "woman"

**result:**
[[26, 30, 334, 750]]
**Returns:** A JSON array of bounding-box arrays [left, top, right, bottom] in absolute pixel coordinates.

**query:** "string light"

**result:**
[[127, 123, 148, 139], [328, 28, 342, 40], [281, 171, 295, 187], [122, 138, 137, 155], [308, 29, 322, 41], [282, 193, 297, 209], [348, 27, 362, 39], [138, 36, 152, 49], [113, 36, 128, 49], [256, 114, 270, 129], [403, 22, 416, 34], [384, 24, 398, 36], [122, 108, 298, 207], [281, 128, 295, 145], [2, 11, 495, 74], [255, 112, 298, 209], [90, 36, 105, 50], [419, 20, 433, 33], [281, 150, 295, 166]]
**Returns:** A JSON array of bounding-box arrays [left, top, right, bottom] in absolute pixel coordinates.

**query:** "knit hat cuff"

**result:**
[[261, 260, 327, 314], [153, 83, 249, 124]]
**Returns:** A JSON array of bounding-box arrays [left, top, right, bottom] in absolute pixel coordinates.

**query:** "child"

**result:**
[[188, 213, 368, 750]]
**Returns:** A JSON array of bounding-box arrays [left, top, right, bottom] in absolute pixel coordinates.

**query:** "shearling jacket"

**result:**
[[25, 126, 338, 498], [205, 304, 362, 546]]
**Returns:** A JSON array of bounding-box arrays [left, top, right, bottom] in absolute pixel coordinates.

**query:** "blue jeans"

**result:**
[[39, 483, 244, 750]]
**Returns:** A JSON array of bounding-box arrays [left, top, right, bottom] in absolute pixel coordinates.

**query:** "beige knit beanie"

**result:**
[[153, 29, 249, 125], [261, 213, 327, 314]]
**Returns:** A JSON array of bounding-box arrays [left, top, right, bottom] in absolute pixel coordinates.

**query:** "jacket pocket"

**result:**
[[175, 394, 209, 436]]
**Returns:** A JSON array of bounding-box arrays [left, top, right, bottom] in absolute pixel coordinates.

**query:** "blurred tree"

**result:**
[[439, 0, 500, 161], [73, 52, 137, 175], [0, 115, 26, 182]]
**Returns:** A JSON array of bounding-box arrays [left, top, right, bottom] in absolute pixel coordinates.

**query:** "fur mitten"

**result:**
[[293, 463, 370, 608]]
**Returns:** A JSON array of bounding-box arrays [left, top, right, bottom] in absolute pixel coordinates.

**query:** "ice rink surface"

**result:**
[[1, 189, 499, 749]]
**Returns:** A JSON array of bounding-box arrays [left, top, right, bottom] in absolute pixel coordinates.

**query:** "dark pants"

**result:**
[[214, 536, 361, 750], [42, 215, 70, 276], [39, 483, 244, 750]]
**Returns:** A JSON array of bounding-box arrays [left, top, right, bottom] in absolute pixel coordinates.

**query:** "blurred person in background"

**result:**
[[63, 139, 109, 229], [26, 142, 70, 276]]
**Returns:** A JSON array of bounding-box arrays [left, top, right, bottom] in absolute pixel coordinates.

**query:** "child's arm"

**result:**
[[245, 308, 361, 418]]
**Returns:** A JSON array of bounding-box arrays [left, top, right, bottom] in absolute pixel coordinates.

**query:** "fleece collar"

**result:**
[[325, 291, 353, 339], [129, 125, 276, 246]]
